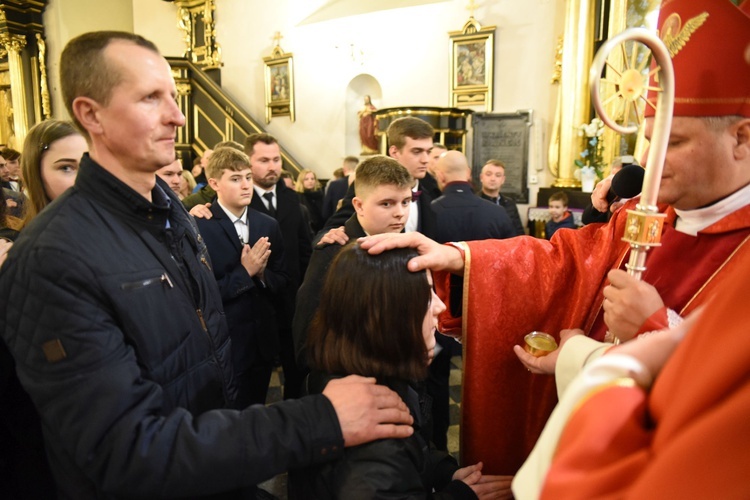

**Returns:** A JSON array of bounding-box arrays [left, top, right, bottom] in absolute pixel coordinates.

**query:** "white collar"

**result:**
[[253, 185, 276, 198], [674, 182, 750, 236], [217, 201, 247, 223]]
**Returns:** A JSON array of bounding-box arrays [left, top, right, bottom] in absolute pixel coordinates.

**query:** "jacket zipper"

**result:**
[[121, 273, 174, 291]]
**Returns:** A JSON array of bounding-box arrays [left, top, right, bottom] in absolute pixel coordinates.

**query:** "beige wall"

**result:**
[[44, 0, 134, 120], [42, 0, 566, 213]]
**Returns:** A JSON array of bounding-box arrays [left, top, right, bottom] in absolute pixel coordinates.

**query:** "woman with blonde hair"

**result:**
[[21, 119, 87, 225], [179, 169, 197, 199], [295, 168, 324, 233]]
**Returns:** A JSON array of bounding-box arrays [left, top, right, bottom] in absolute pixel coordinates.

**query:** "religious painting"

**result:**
[[263, 45, 295, 123], [449, 18, 495, 112]]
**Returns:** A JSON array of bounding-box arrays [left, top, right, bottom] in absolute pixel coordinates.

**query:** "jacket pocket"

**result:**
[[120, 273, 174, 291]]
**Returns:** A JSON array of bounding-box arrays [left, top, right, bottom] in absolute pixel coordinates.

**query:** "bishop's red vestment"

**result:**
[[435, 199, 750, 474]]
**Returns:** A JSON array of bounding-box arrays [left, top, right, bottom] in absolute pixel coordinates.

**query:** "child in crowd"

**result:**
[[195, 147, 289, 407], [289, 244, 510, 499], [545, 191, 577, 240]]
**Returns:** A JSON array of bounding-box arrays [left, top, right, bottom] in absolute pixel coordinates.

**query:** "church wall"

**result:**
[[43, 0, 135, 123], [135, 0, 565, 209], [41, 0, 566, 215]]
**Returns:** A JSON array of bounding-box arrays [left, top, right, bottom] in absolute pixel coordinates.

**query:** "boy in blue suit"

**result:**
[[196, 147, 290, 407]]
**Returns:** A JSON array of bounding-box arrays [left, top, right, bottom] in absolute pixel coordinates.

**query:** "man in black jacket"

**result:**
[[432, 151, 515, 244], [478, 159, 525, 236], [245, 133, 312, 399], [0, 31, 413, 499]]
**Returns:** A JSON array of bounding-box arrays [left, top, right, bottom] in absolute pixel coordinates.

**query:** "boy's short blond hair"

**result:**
[[206, 147, 251, 180], [354, 156, 412, 199]]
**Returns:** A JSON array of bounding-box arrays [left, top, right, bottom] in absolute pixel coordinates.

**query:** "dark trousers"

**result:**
[[279, 325, 305, 399], [234, 360, 274, 409]]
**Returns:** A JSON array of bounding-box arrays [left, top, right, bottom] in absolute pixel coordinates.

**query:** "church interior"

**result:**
[[0, 0, 659, 230]]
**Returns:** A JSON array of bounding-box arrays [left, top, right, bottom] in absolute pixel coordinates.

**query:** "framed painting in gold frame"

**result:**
[[263, 46, 295, 123], [449, 18, 495, 112]]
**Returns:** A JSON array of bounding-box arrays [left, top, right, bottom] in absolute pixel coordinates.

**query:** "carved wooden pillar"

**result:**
[[0, 32, 28, 144]]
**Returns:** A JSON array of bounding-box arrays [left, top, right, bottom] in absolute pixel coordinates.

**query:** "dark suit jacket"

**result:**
[[320, 172, 439, 240], [321, 176, 349, 222], [432, 182, 515, 244], [249, 181, 313, 289], [196, 203, 289, 371], [479, 192, 525, 236], [293, 214, 366, 369]]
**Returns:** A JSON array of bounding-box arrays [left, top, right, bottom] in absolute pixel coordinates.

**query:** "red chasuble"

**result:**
[[435, 199, 750, 474], [541, 249, 750, 499]]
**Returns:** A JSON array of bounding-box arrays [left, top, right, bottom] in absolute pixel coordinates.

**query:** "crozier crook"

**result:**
[[589, 28, 675, 343]]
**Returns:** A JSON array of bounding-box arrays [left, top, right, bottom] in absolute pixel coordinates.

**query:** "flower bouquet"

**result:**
[[574, 117, 605, 181]]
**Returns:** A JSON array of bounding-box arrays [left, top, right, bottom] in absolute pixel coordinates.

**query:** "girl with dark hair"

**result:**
[[290, 243, 510, 499]]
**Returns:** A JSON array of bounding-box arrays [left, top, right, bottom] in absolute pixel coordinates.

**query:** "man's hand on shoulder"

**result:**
[[318, 226, 348, 247], [189, 203, 213, 219], [322, 375, 413, 447]]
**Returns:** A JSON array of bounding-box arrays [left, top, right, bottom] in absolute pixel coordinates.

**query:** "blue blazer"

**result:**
[[196, 203, 290, 371]]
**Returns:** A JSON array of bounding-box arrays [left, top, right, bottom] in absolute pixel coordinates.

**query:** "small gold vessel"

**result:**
[[524, 332, 558, 357]]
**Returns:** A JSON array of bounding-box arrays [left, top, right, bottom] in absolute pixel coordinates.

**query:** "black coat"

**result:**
[[321, 176, 349, 222], [196, 203, 289, 370], [293, 214, 365, 368], [289, 372, 476, 500], [432, 182, 516, 243], [299, 189, 325, 233], [479, 192, 525, 236], [320, 173, 439, 240], [0, 155, 344, 498]]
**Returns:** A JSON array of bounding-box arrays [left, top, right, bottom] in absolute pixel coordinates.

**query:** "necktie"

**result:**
[[262, 192, 277, 218], [412, 190, 422, 202]]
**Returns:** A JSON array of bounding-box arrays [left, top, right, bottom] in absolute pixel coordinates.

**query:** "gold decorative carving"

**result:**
[[1, 34, 29, 146], [176, 82, 192, 96], [548, 36, 564, 177], [36, 34, 51, 119], [173, 0, 222, 69]]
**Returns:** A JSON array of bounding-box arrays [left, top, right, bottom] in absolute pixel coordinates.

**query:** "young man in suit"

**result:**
[[245, 133, 312, 399], [196, 148, 289, 407], [322, 116, 440, 239]]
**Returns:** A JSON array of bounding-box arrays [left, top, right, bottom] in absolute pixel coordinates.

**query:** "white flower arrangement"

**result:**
[[574, 117, 605, 180]]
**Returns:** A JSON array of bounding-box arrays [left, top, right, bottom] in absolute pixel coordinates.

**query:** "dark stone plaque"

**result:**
[[471, 111, 532, 203]]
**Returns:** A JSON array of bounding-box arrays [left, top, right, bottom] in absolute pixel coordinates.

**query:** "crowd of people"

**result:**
[[1, 0, 748, 498]]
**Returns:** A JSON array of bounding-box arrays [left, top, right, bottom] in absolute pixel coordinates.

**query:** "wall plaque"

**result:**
[[471, 110, 532, 203]]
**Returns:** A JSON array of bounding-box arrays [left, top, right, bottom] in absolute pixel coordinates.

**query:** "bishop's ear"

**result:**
[[733, 118, 750, 161]]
